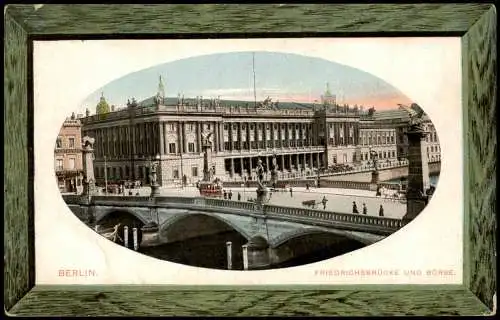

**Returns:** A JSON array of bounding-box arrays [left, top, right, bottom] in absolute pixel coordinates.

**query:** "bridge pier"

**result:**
[[245, 236, 271, 270]]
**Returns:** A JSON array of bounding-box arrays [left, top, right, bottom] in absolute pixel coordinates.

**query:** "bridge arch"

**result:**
[[96, 208, 149, 225], [270, 229, 366, 268], [95, 209, 148, 246], [159, 212, 253, 244], [271, 227, 373, 248]]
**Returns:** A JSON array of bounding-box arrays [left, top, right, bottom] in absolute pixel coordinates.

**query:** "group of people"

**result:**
[[352, 201, 384, 217]]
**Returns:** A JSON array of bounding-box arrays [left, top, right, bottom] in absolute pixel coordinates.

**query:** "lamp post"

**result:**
[[104, 155, 108, 195]]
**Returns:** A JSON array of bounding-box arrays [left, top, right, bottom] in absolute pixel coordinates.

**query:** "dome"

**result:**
[[96, 93, 110, 114]]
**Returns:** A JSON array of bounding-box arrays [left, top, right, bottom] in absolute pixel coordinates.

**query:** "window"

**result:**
[[68, 137, 75, 148], [68, 157, 75, 170], [188, 142, 195, 153], [242, 124, 246, 130], [190, 124, 195, 131], [56, 159, 63, 171], [191, 166, 198, 177], [233, 124, 237, 130], [56, 137, 62, 148], [329, 138, 334, 145], [169, 143, 176, 154], [173, 168, 179, 179], [274, 124, 278, 129], [207, 124, 211, 130], [224, 124, 228, 130], [250, 124, 255, 130], [169, 123, 175, 131]]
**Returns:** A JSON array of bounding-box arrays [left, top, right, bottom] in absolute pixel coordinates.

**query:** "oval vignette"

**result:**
[[54, 51, 441, 271]]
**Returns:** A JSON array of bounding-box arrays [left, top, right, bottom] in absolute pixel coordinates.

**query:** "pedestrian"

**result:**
[[223, 190, 227, 199], [379, 205, 384, 217], [322, 196, 328, 210], [290, 187, 293, 197], [306, 183, 310, 191], [135, 192, 140, 196], [352, 201, 359, 214], [238, 192, 241, 201], [129, 191, 132, 196], [229, 190, 233, 200], [362, 203, 367, 215]]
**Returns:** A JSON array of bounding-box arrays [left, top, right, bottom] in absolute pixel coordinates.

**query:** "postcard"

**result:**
[[34, 38, 462, 285]]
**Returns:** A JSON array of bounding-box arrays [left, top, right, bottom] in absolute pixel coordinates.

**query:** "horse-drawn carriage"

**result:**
[[302, 199, 318, 209]]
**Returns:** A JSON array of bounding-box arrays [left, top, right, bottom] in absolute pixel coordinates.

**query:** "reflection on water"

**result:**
[[138, 230, 365, 270]]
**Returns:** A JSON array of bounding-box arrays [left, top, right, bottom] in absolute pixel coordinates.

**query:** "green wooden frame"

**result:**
[[4, 4, 496, 316]]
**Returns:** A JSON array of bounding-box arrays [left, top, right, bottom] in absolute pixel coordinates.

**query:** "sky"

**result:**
[[81, 51, 412, 112]]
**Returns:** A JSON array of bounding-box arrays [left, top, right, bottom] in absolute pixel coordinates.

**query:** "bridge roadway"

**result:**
[[114, 186, 406, 219], [65, 192, 407, 269]]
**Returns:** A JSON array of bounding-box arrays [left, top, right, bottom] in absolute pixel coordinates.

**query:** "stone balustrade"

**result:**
[[63, 195, 403, 235]]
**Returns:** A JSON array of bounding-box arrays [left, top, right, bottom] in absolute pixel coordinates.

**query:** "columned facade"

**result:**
[[80, 98, 440, 187]]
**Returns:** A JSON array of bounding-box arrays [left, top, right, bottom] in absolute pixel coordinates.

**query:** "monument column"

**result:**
[[403, 125, 430, 223], [81, 136, 96, 196]]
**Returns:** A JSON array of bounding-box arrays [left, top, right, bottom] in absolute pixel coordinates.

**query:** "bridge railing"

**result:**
[[155, 196, 196, 205], [204, 198, 258, 212], [263, 204, 403, 231], [92, 195, 151, 205]]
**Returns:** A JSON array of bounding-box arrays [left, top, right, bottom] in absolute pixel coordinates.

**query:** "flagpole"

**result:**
[[253, 52, 257, 107]]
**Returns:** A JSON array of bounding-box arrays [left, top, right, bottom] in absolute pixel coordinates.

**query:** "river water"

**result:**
[[138, 231, 365, 271], [385, 174, 439, 186]]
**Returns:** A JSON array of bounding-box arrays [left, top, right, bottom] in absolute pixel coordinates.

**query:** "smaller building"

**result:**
[[54, 114, 84, 193]]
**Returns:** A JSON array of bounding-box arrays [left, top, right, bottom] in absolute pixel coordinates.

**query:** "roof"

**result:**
[[372, 109, 411, 121], [138, 96, 319, 110]]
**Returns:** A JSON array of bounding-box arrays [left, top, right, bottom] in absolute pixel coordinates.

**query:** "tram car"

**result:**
[[198, 179, 223, 198]]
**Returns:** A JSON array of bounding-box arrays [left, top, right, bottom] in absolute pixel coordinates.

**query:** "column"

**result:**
[[240, 158, 244, 178], [159, 122, 164, 155], [230, 158, 235, 177], [213, 121, 218, 153], [218, 122, 223, 152], [271, 123, 275, 149], [265, 156, 269, 174], [297, 154, 301, 171], [316, 153, 320, 169], [249, 157, 253, 178], [177, 122, 182, 154], [280, 155, 285, 174], [239, 123, 243, 151], [228, 123, 233, 151], [197, 122, 202, 153], [247, 123, 251, 151]]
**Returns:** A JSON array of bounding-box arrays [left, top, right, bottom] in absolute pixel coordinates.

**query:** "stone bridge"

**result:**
[[64, 195, 406, 269], [325, 161, 441, 183]]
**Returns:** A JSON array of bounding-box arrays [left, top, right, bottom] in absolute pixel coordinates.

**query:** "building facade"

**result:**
[[54, 116, 84, 193], [80, 86, 440, 186]]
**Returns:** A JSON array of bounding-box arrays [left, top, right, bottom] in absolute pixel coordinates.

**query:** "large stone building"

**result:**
[[80, 82, 440, 186], [54, 114, 85, 193]]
